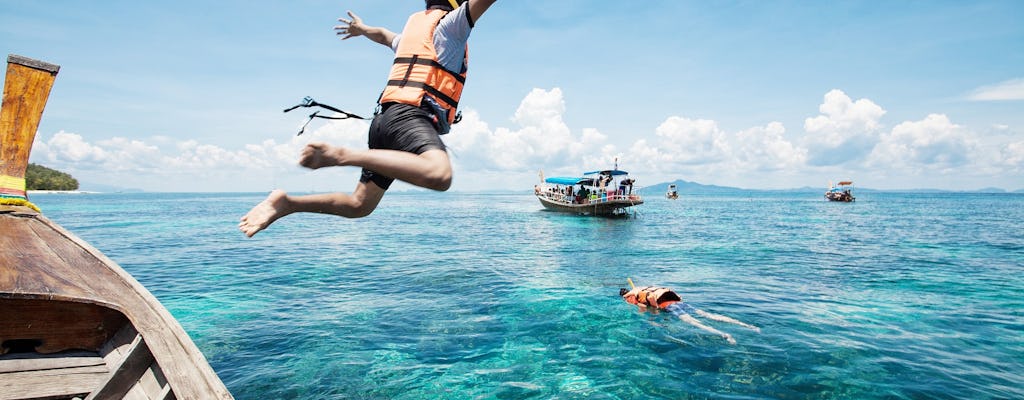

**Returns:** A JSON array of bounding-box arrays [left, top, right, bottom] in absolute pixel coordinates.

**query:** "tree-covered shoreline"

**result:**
[[26, 163, 79, 191]]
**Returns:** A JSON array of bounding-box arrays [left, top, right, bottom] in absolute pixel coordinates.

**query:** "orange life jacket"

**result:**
[[624, 286, 682, 309], [379, 9, 467, 125]]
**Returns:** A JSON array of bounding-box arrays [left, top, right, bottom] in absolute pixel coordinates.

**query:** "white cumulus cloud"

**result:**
[[445, 87, 608, 174], [733, 122, 807, 171], [37, 131, 109, 165], [803, 89, 886, 166], [868, 113, 976, 172]]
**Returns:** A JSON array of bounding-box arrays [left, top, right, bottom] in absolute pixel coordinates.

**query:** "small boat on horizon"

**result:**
[[535, 160, 644, 216], [825, 180, 856, 202], [666, 184, 679, 200], [0, 55, 233, 399]]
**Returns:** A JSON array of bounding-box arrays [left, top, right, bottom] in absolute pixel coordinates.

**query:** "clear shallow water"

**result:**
[[31, 191, 1024, 399]]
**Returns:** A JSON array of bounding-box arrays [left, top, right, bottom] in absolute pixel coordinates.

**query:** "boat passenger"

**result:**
[[620, 285, 760, 345], [239, 0, 498, 237]]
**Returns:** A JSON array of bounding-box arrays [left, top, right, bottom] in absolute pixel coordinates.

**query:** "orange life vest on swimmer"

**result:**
[[624, 286, 682, 309], [379, 9, 467, 129]]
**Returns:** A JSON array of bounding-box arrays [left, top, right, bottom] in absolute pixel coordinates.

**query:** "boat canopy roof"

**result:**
[[545, 176, 584, 185], [837, 181, 853, 186], [544, 169, 632, 186], [584, 169, 629, 176]]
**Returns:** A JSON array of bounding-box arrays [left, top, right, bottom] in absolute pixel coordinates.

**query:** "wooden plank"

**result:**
[[155, 384, 175, 400], [136, 359, 169, 398], [85, 335, 155, 400], [0, 214, 103, 302], [0, 366, 105, 400], [124, 384, 152, 400], [0, 350, 105, 373], [0, 364, 107, 378], [100, 324, 140, 363]]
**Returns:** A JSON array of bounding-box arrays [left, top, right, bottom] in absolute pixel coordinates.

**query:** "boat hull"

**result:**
[[0, 207, 234, 400], [536, 194, 643, 216], [825, 192, 855, 202]]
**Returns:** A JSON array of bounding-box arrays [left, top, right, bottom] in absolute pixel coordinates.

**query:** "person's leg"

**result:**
[[693, 308, 761, 332], [674, 312, 736, 345], [667, 303, 737, 344], [238, 181, 385, 237], [300, 142, 451, 191]]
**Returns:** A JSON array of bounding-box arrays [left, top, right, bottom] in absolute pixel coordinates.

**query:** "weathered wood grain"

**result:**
[[1, 55, 58, 184]]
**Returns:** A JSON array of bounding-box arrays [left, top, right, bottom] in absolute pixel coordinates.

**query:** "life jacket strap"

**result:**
[[392, 56, 466, 84], [385, 79, 460, 110]]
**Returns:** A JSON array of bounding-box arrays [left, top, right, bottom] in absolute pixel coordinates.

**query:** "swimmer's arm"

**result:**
[[676, 312, 736, 345], [693, 308, 761, 333]]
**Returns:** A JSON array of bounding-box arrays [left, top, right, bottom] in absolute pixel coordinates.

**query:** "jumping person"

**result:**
[[239, 0, 497, 237], [620, 284, 760, 345]]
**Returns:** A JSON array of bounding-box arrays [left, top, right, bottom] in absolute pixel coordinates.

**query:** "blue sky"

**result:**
[[3, 1, 1022, 192]]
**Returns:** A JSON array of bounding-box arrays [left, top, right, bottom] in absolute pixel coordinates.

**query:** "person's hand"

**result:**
[[335, 10, 366, 40]]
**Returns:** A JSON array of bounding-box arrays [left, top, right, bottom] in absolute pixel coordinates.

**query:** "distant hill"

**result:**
[[638, 179, 1021, 195], [639, 179, 750, 195]]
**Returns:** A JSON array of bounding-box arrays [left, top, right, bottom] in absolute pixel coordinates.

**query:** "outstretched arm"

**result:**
[[467, 0, 497, 23], [693, 308, 761, 333], [335, 10, 397, 48]]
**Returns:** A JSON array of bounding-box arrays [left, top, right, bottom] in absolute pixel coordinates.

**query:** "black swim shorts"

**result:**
[[360, 102, 447, 190]]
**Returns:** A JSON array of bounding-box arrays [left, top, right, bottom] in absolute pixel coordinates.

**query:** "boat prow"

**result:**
[[0, 55, 232, 399]]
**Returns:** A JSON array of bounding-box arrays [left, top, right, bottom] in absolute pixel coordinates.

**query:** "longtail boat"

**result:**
[[534, 160, 643, 216], [0, 55, 232, 400]]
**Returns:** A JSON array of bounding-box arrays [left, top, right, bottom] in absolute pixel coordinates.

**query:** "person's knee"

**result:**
[[424, 170, 452, 191], [419, 151, 452, 191], [351, 205, 376, 218], [344, 187, 383, 218]]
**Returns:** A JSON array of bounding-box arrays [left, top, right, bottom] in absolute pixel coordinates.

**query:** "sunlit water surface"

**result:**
[[33, 191, 1024, 399]]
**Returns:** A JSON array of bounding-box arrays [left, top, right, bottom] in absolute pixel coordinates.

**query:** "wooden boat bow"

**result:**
[[1, 55, 232, 400]]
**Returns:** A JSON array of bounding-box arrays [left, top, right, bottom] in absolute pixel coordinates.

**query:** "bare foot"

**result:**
[[299, 142, 349, 169], [239, 190, 291, 237]]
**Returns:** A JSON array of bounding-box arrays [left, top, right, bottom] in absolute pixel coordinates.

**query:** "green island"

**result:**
[[26, 163, 79, 191]]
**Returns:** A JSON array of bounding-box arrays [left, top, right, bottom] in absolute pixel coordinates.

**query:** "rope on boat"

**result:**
[[0, 175, 39, 212], [0, 197, 40, 212]]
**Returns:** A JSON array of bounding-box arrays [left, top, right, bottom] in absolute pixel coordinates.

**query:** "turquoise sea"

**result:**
[[31, 191, 1024, 399]]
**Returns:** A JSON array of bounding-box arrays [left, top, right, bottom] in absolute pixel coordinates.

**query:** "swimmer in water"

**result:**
[[620, 283, 760, 345]]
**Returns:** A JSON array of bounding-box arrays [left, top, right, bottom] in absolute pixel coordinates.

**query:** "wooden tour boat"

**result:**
[[825, 180, 855, 202], [0, 55, 233, 400], [535, 160, 643, 216]]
